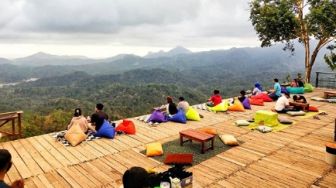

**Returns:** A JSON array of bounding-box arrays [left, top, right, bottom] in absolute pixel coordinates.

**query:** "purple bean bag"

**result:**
[[242, 98, 251, 109], [147, 110, 167, 123]]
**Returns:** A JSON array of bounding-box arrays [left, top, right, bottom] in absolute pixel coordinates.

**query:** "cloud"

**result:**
[[0, 0, 258, 58]]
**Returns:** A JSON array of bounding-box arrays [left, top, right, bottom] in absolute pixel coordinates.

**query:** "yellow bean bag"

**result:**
[[254, 110, 279, 127], [146, 142, 163, 157], [228, 99, 245, 112], [208, 101, 229, 112], [185, 107, 201, 121], [65, 124, 87, 146]]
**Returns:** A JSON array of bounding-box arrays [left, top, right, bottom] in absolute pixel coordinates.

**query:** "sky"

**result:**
[[0, 0, 259, 59]]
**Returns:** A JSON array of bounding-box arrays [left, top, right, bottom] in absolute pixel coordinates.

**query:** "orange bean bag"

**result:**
[[115, 119, 136, 134], [198, 127, 217, 135], [228, 99, 245, 112], [249, 98, 264, 106], [308, 106, 319, 112]]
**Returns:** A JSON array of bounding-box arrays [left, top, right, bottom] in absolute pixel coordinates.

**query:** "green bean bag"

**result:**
[[208, 101, 229, 112], [254, 110, 279, 127], [286, 87, 304, 94], [304, 83, 314, 93], [185, 107, 201, 121]]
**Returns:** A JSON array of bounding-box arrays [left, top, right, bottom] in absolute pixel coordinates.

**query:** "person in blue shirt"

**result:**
[[269, 78, 282, 101]]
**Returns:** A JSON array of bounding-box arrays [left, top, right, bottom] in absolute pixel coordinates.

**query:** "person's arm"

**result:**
[[67, 118, 74, 130], [11, 179, 24, 188]]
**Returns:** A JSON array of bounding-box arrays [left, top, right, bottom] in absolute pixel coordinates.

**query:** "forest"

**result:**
[[0, 45, 331, 140]]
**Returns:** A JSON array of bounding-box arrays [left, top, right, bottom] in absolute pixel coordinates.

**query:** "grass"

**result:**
[[142, 135, 235, 166]]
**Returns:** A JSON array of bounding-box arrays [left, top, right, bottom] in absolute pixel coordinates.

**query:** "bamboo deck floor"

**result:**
[[1, 88, 336, 188]]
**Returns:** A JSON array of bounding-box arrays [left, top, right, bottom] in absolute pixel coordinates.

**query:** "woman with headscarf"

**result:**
[[67, 108, 95, 133], [252, 82, 263, 95]]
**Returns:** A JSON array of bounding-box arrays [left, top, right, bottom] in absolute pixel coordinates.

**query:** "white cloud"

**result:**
[[0, 0, 259, 58]]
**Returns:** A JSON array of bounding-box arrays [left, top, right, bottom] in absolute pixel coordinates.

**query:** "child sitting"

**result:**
[[207, 90, 222, 107]]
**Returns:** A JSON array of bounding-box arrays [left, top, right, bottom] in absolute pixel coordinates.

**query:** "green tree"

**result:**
[[250, 0, 336, 82]]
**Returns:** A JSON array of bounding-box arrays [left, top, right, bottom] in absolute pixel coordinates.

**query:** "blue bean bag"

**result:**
[[242, 98, 251, 109], [168, 110, 187, 124], [281, 86, 289, 94], [94, 120, 115, 138], [147, 110, 167, 123], [286, 87, 304, 94]]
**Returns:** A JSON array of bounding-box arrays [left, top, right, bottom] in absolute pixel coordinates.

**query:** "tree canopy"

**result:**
[[250, 0, 336, 82]]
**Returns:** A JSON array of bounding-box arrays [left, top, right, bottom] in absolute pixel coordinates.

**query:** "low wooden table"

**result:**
[[324, 91, 336, 99], [179, 129, 215, 154]]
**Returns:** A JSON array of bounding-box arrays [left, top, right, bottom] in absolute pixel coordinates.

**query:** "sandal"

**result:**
[[313, 115, 320, 120], [319, 112, 328, 115]]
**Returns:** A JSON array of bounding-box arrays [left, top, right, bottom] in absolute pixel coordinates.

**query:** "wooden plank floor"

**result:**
[[1, 88, 336, 187]]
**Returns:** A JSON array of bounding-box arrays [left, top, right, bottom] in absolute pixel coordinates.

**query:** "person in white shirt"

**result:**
[[275, 93, 294, 113], [252, 83, 263, 95], [177, 97, 190, 112]]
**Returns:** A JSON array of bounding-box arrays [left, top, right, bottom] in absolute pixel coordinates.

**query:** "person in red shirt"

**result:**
[[207, 90, 222, 107]]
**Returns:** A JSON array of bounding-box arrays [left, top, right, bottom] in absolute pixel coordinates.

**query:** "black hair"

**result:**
[[214, 90, 220, 94], [179, 97, 185, 101], [90, 113, 104, 131], [74, 108, 82, 117], [284, 92, 290, 97], [166, 96, 173, 103], [96, 103, 104, 111], [293, 95, 298, 101], [240, 90, 246, 96], [123, 166, 149, 188], [0, 149, 12, 172], [274, 78, 279, 82]]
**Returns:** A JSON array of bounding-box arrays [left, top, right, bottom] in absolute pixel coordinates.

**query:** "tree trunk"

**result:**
[[305, 65, 312, 83]]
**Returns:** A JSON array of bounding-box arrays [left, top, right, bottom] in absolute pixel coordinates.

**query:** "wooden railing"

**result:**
[[315, 72, 336, 88], [0, 111, 23, 138]]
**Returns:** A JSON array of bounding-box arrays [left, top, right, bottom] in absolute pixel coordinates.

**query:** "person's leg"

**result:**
[[276, 109, 288, 113], [269, 93, 278, 101], [206, 102, 214, 107]]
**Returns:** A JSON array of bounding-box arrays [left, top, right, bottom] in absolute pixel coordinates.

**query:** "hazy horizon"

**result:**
[[0, 0, 259, 59]]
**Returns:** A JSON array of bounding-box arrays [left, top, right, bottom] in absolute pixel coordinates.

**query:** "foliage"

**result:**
[[249, 0, 336, 82], [324, 41, 336, 70]]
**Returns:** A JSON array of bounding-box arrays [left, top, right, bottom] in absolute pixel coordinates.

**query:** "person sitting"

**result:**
[[68, 108, 95, 133], [166, 96, 178, 116], [0, 149, 24, 188], [238, 90, 246, 103], [252, 83, 263, 95], [297, 73, 304, 87], [122, 166, 149, 188], [177, 97, 190, 112], [207, 90, 222, 107], [157, 96, 178, 116], [291, 95, 309, 111], [290, 79, 298, 87], [275, 93, 295, 113], [269, 78, 282, 101], [93, 103, 109, 121], [90, 113, 105, 131]]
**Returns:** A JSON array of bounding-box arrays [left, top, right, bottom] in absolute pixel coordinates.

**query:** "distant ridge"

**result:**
[[13, 52, 97, 66], [144, 46, 192, 58]]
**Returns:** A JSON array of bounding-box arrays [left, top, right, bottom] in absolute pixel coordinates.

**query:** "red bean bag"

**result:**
[[255, 93, 273, 102], [308, 106, 319, 112], [116, 119, 136, 134], [249, 98, 264, 106]]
